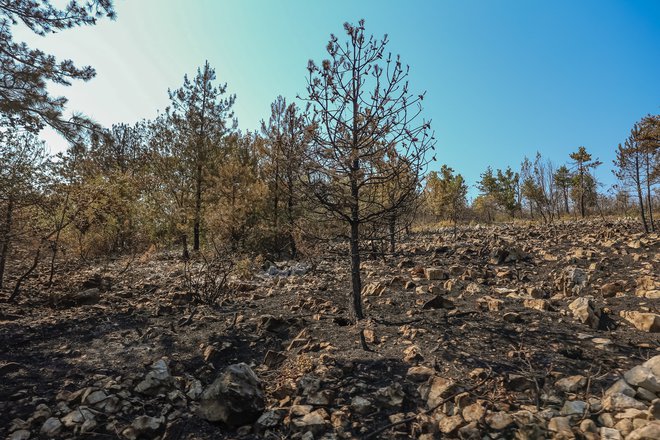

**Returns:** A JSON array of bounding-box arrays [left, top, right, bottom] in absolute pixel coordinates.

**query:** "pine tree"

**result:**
[[0, 1, 114, 138], [302, 20, 435, 340], [165, 61, 237, 252]]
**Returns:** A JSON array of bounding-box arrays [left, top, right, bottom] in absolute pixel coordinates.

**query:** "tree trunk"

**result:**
[[287, 180, 296, 259], [193, 163, 202, 251], [388, 214, 396, 254], [0, 196, 14, 290], [635, 155, 649, 233], [645, 154, 655, 231], [9, 240, 43, 303], [563, 188, 570, 214]]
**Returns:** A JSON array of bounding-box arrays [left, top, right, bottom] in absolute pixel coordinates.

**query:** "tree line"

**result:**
[[423, 121, 659, 231]]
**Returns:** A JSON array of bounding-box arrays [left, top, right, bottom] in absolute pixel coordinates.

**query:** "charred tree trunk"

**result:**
[[388, 214, 396, 254], [645, 154, 655, 232], [9, 240, 43, 303], [635, 154, 649, 233], [193, 163, 202, 251], [0, 196, 14, 290]]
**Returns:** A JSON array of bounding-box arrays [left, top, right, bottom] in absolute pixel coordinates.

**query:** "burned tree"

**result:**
[[302, 20, 435, 339]]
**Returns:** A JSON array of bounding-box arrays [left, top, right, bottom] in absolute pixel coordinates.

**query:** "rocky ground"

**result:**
[[0, 219, 659, 439]]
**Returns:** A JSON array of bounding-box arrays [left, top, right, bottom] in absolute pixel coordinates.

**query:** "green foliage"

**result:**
[[477, 166, 520, 218], [425, 165, 467, 225]]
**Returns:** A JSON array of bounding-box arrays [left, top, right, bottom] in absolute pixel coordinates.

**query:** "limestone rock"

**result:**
[[556, 375, 587, 393], [624, 365, 660, 393], [620, 311, 660, 332], [626, 421, 660, 440], [603, 393, 647, 411], [568, 297, 600, 328], [198, 363, 265, 426], [40, 417, 62, 437]]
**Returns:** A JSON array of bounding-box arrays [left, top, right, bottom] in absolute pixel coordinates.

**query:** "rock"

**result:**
[[351, 396, 373, 415], [374, 383, 405, 409], [561, 400, 587, 416], [485, 411, 513, 430], [462, 401, 486, 422], [606, 379, 636, 397], [600, 427, 622, 440], [649, 399, 660, 420], [198, 363, 265, 426], [580, 419, 598, 434], [548, 416, 573, 436], [421, 376, 457, 408], [626, 421, 660, 440], [643, 355, 660, 377], [556, 375, 587, 393], [503, 312, 522, 323], [457, 421, 481, 439], [568, 297, 600, 328], [135, 358, 173, 395], [8, 430, 30, 440], [620, 311, 660, 332], [403, 345, 424, 364], [129, 416, 164, 438], [406, 366, 435, 382], [83, 390, 107, 405], [292, 409, 329, 435], [438, 414, 464, 434], [560, 267, 588, 295], [40, 417, 62, 436], [524, 298, 551, 311], [624, 365, 660, 393], [61, 407, 96, 427], [603, 393, 647, 411], [477, 296, 503, 312], [256, 411, 283, 430], [637, 387, 657, 403], [425, 268, 448, 280]]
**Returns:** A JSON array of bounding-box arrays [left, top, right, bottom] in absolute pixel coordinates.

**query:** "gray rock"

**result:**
[[606, 379, 636, 397], [643, 355, 660, 377], [625, 365, 660, 393], [7, 430, 30, 440], [199, 363, 265, 426], [135, 359, 172, 395], [40, 417, 62, 437], [561, 400, 587, 416], [603, 393, 647, 411], [599, 427, 622, 440]]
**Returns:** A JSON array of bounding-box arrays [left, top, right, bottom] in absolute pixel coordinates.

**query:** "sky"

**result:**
[[13, 0, 660, 197]]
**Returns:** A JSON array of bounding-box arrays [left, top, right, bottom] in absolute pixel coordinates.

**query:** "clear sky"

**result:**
[[14, 0, 660, 197]]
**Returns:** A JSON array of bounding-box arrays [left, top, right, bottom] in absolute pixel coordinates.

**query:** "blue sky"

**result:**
[[15, 0, 660, 197]]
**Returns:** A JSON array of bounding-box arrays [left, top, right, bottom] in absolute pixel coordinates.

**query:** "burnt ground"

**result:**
[[0, 219, 658, 439]]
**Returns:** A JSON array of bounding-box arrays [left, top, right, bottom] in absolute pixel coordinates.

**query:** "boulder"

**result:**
[[199, 363, 265, 426]]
